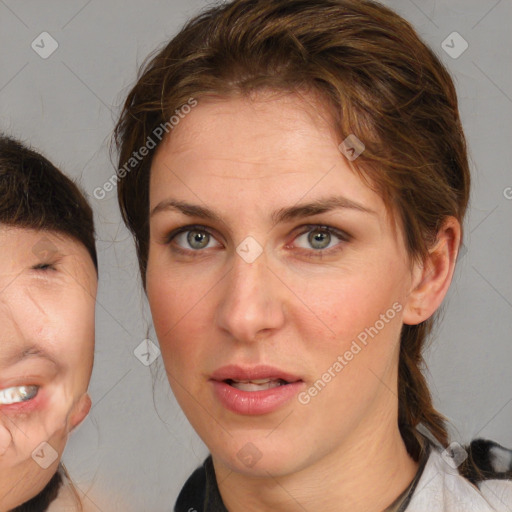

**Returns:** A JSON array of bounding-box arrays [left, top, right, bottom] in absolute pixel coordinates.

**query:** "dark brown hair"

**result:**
[[0, 134, 97, 271], [11, 468, 62, 512], [11, 465, 83, 512], [114, 0, 470, 461]]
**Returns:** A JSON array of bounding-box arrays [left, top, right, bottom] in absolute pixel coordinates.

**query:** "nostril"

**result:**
[[0, 424, 13, 456]]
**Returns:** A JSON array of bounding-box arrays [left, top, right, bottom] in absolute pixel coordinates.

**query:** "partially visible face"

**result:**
[[147, 93, 417, 478], [0, 228, 96, 511]]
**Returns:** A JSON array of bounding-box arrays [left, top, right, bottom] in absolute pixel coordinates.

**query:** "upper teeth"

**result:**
[[229, 379, 285, 391], [233, 379, 273, 384], [0, 385, 38, 405]]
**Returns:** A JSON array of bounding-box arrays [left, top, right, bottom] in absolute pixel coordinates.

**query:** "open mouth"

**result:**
[[224, 378, 290, 391], [211, 366, 304, 414]]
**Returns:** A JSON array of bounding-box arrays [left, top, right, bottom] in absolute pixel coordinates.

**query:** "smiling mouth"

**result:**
[[225, 378, 289, 391]]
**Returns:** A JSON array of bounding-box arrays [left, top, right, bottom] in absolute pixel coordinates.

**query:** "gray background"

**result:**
[[0, 0, 511, 510]]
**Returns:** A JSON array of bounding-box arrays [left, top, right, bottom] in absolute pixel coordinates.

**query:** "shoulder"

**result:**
[[406, 439, 512, 512], [478, 479, 512, 510]]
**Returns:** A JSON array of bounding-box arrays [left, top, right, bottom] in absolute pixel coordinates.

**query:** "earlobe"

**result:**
[[69, 393, 92, 432], [403, 217, 461, 326]]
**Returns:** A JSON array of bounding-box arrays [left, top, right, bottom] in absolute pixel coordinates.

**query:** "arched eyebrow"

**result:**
[[270, 196, 376, 223], [150, 196, 376, 224]]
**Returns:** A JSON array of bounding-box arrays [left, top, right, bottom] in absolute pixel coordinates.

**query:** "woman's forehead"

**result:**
[[158, 92, 338, 155], [150, 95, 379, 207]]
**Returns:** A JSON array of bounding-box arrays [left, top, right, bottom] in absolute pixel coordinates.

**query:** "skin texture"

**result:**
[[147, 92, 460, 512], [0, 228, 96, 511]]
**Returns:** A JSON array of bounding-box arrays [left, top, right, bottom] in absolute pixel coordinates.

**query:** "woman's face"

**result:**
[[0, 227, 96, 510], [147, 93, 419, 477]]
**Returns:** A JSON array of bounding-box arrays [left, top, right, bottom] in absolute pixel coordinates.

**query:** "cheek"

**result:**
[[49, 292, 95, 368], [18, 291, 95, 407], [146, 261, 217, 357], [19, 282, 95, 352], [298, 267, 404, 348], [2, 390, 69, 464], [148, 284, 208, 378], [147, 277, 214, 419], [302, 273, 405, 400]]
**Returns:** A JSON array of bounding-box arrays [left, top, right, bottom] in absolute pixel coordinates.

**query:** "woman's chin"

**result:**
[[209, 438, 311, 478]]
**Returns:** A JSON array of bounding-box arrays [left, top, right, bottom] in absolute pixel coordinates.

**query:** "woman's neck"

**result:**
[[214, 419, 419, 512]]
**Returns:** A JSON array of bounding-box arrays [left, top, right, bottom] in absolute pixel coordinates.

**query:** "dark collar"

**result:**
[[175, 456, 227, 512]]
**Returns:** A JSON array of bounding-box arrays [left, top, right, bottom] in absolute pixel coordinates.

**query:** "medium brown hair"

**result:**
[[0, 134, 97, 271], [114, 0, 470, 460]]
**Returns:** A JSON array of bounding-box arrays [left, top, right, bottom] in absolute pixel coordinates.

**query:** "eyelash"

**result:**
[[165, 224, 350, 259], [32, 263, 55, 271]]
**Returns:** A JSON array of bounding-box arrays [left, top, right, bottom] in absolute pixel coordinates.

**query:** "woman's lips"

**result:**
[[210, 365, 304, 415]]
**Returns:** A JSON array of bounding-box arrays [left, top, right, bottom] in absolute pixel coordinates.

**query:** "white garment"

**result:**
[[406, 448, 512, 511]]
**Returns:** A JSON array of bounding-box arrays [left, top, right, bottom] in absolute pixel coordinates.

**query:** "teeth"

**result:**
[[0, 385, 38, 405], [229, 379, 285, 391]]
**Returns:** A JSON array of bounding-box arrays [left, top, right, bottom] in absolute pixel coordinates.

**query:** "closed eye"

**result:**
[[31, 263, 56, 271]]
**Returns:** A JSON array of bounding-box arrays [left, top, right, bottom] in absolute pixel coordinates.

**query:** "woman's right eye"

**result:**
[[0, 385, 39, 405], [167, 226, 222, 252]]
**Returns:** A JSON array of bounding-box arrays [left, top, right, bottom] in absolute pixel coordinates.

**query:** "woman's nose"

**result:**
[[214, 247, 286, 344]]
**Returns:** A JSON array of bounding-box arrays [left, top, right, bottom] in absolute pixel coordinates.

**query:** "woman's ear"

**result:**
[[403, 216, 461, 325], [68, 393, 92, 433]]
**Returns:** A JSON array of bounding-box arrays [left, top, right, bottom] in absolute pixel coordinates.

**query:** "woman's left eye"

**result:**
[[292, 226, 350, 254], [0, 385, 39, 405]]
